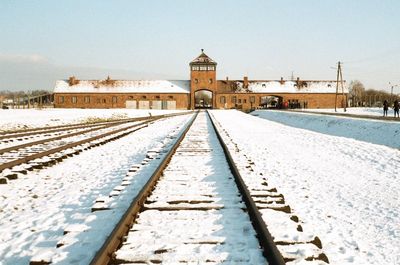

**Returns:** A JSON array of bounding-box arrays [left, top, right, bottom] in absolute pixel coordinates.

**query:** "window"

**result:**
[[250, 96, 255, 103], [168, 95, 174, 99], [209, 78, 213, 84], [155, 95, 160, 99], [199, 66, 207, 71], [112, 96, 117, 103], [220, 96, 226, 104], [244, 99, 247, 103], [72, 96, 77, 104], [84, 96, 90, 103], [142, 96, 147, 99], [231, 96, 237, 104], [59, 96, 64, 104], [194, 79, 198, 84], [128, 96, 133, 100], [192, 66, 200, 71], [238, 99, 242, 104], [207, 66, 215, 71], [102, 99, 106, 103]]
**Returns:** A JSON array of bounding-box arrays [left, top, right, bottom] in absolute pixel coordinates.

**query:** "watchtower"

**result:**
[[190, 49, 217, 109]]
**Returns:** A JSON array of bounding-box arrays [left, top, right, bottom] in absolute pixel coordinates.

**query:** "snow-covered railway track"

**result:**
[[89, 111, 284, 265], [0, 114, 178, 149], [209, 111, 330, 264], [0, 113, 190, 183]]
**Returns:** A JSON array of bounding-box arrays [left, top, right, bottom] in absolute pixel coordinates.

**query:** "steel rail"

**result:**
[[208, 110, 286, 265], [0, 113, 188, 140], [0, 112, 193, 173], [0, 120, 150, 173], [89, 111, 198, 265]]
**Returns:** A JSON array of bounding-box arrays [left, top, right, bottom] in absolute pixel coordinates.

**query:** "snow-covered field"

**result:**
[[0, 113, 193, 264], [253, 110, 400, 148], [211, 110, 400, 264], [0, 108, 188, 132], [1, 108, 399, 264], [300, 107, 386, 117]]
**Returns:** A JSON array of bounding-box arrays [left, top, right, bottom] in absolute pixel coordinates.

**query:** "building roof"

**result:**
[[190, 49, 217, 65], [54, 79, 191, 94], [231, 80, 348, 94]]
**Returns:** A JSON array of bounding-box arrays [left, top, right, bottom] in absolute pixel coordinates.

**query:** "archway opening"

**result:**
[[260, 96, 283, 109], [194, 90, 213, 109]]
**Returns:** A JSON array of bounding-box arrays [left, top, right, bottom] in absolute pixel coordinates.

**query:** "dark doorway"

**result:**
[[260, 96, 283, 109], [195, 90, 213, 109]]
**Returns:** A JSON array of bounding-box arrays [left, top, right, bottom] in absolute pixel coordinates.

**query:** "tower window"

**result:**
[[209, 78, 213, 84], [195, 79, 198, 84]]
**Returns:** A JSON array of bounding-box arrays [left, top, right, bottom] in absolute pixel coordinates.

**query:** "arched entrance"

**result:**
[[194, 90, 213, 109], [260, 95, 283, 109]]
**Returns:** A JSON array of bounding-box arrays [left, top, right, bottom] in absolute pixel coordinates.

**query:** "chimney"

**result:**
[[68, 76, 79, 86], [280, 77, 284, 85], [244, 76, 249, 89]]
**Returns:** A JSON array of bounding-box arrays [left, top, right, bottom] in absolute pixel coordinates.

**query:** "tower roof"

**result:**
[[190, 49, 217, 65]]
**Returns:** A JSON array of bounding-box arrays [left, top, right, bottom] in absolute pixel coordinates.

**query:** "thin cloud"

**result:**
[[0, 53, 49, 64]]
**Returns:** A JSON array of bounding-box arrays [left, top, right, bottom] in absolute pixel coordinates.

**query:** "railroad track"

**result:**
[[209, 111, 330, 264], [27, 110, 328, 264], [0, 112, 191, 183], [81, 111, 283, 265]]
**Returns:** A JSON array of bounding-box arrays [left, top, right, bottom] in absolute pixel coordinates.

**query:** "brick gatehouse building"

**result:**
[[54, 50, 348, 110]]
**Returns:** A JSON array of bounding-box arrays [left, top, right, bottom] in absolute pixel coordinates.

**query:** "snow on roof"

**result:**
[[235, 80, 348, 94], [54, 80, 191, 94], [190, 49, 217, 65]]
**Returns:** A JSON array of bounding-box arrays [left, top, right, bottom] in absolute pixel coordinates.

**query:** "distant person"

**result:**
[[394, 99, 400, 118], [383, 100, 389, 117]]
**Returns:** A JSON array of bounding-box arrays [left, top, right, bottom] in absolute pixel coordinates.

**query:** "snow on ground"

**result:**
[[0, 114, 193, 265], [0, 108, 188, 132], [115, 112, 265, 264], [300, 107, 387, 117], [210, 110, 400, 265], [252, 110, 400, 149]]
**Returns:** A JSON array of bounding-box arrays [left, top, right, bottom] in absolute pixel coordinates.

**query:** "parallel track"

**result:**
[[0, 112, 191, 180], [89, 111, 286, 265]]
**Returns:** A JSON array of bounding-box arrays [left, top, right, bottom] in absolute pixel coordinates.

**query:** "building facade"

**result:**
[[54, 50, 348, 110]]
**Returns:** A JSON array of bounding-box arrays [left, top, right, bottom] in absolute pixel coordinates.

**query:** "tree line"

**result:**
[[349, 80, 399, 107]]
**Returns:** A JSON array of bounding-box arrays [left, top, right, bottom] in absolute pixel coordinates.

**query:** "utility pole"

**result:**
[[335, 62, 340, 112], [335, 61, 346, 112], [339, 62, 346, 112]]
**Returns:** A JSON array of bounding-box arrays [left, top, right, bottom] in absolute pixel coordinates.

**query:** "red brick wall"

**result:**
[[190, 69, 217, 109], [214, 93, 348, 110], [54, 93, 190, 109]]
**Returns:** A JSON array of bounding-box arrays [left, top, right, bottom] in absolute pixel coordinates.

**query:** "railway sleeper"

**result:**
[[210, 113, 329, 265]]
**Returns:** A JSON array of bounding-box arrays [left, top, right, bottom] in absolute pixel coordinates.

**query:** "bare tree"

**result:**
[[349, 80, 365, 107]]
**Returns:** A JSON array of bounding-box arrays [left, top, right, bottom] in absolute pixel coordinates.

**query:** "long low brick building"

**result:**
[[54, 50, 348, 110]]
